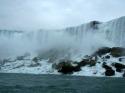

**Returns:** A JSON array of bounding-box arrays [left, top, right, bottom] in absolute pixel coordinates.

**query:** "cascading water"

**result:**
[[0, 16, 125, 61], [99, 16, 125, 47]]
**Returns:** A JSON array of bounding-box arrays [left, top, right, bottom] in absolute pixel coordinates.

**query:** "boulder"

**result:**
[[57, 62, 81, 74], [73, 65, 81, 72], [110, 47, 125, 57], [53, 60, 81, 74], [102, 62, 115, 76], [119, 58, 125, 62], [32, 57, 39, 63], [93, 47, 111, 57], [105, 55, 110, 59], [105, 69, 115, 76], [58, 62, 74, 74], [92, 47, 125, 57], [78, 58, 96, 67], [112, 63, 125, 72], [53, 59, 74, 69], [102, 62, 112, 70], [112, 63, 125, 69], [89, 60, 96, 67], [116, 68, 122, 72], [78, 59, 88, 67]]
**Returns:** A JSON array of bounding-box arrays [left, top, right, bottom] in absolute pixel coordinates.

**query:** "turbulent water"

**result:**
[[0, 16, 125, 60]]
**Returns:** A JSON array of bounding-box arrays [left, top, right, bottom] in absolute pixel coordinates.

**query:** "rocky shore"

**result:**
[[1, 47, 125, 77]]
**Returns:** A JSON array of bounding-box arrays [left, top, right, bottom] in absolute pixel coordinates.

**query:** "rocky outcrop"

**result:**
[[53, 56, 97, 74], [93, 47, 111, 57], [105, 69, 115, 76], [78, 57, 96, 67], [105, 55, 110, 59], [112, 63, 125, 72], [52, 60, 81, 74], [110, 47, 125, 57], [93, 47, 125, 57], [32, 57, 39, 63], [102, 62, 115, 76]]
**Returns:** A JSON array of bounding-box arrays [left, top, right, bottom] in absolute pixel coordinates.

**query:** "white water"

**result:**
[[0, 16, 125, 60]]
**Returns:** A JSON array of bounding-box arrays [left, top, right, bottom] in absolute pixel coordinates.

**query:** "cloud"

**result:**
[[0, 0, 125, 30]]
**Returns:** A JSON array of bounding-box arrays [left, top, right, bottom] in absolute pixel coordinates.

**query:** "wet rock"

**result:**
[[93, 47, 111, 57], [53, 60, 73, 69], [102, 62, 112, 70], [97, 62, 101, 64], [102, 62, 115, 76], [93, 71, 97, 74], [32, 57, 39, 63], [119, 58, 125, 62], [116, 68, 122, 72], [93, 47, 125, 57], [57, 62, 81, 74], [112, 63, 125, 69], [112, 63, 125, 72], [89, 60, 96, 67], [58, 64, 74, 74], [28, 57, 41, 67], [110, 47, 125, 57], [119, 58, 122, 62], [78, 58, 96, 67], [53, 60, 81, 74], [78, 59, 88, 67], [73, 65, 81, 72], [105, 55, 110, 59], [105, 69, 115, 76], [102, 57, 107, 61]]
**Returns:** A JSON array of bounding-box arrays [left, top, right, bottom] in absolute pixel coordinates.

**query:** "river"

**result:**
[[0, 73, 125, 93]]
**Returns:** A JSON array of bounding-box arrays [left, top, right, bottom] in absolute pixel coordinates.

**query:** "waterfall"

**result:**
[[99, 16, 125, 47], [0, 16, 125, 60]]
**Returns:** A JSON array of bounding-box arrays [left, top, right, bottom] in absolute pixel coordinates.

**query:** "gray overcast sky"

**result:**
[[0, 0, 125, 30]]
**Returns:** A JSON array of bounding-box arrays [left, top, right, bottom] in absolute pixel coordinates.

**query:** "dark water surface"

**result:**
[[0, 73, 125, 93]]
